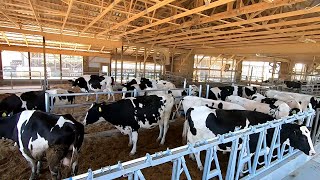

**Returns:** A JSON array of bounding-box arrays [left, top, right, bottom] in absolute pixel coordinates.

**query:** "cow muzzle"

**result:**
[[310, 150, 316, 156]]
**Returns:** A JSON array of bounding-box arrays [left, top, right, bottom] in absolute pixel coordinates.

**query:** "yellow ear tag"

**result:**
[[2, 112, 6, 117], [98, 107, 102, 112]]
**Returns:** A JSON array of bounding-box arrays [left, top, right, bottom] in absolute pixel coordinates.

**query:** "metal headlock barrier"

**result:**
[[64, 108, 315, 180]]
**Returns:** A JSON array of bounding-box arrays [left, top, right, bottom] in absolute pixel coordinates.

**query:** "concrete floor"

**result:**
[[282, 148, 320, 180]]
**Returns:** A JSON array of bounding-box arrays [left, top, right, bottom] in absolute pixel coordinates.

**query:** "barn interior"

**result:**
[[0, 0, 320, 179]]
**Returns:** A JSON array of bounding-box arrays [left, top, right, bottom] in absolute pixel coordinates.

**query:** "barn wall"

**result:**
[[83, 56, 111, 74], [172, 53, 195, 79], [279, 62, 290, 79]]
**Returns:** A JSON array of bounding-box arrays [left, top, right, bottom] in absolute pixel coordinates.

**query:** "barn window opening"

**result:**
[[241, 61, 280, 82], [1, 50, 83, 80], [193, 55, 236, 82], [292, 63, 307, 81]]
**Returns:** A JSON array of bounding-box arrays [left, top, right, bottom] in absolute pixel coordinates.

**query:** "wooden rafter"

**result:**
[[120, 0, 236, 36], [1, 32, 10, 46], [97, 0, 176, 36], [27, 0, 42, 31], [80, 0, 123, 34], [129, 0, 305, 41], [150, 7, 320, 45], [0, 9, 20, 28], [61, 0, 74, 32]]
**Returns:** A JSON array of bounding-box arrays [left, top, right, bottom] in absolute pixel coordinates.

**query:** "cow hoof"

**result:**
[[156, 138, 161, 142], [160, 140, 165, 145], [198, 166, 203, 171], [129, 152, 135, 156]]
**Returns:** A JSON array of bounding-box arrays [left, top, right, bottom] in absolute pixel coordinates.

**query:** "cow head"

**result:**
[[83, 102, 106, 125], [283, 124, 316, 156], [188, 85, 199, 96], [68, 77, 88, 92]]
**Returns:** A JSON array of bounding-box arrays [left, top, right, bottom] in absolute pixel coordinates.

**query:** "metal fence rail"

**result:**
[[44, 81, 207, 113], [66, 108, 315, 180]]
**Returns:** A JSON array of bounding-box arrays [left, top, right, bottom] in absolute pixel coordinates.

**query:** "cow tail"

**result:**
[[182, 120, 189, 144], [70, 123, 84, 167]]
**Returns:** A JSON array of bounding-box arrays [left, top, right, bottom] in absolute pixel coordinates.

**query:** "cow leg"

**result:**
[[195, 152, 203, 171], [128, 131, 133, 147], [156, 121, 164, 142], [71, 159, 79, 176], [36, 161, 42, 175], [160, 120, 169, 145], [46, 146, 66, 180], [129, 131, 138, 156], [21, 151, 37, 180], [86, 95, 89, 101]]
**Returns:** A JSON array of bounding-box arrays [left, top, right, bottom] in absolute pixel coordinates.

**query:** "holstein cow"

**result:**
[[185, 106, 316, 170], [266, 90, 319, 111], [0, 110, 84, 179], [180, 96, 246, 143], [0, 89, 75, 117], [251, 93, 301, 114], [208, 86, 257, 101], [226, 95, 292, 119], [121, 77, 156, 98], [69, 75, 115, 101], [83, 94, 174, 155]]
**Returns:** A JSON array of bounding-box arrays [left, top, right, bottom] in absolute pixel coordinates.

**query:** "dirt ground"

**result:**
[[0, 118, 230, 180], [0, 84, 230, 179]]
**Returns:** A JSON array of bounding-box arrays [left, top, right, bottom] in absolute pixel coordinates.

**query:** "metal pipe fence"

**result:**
[[45, 81, 204, 113], [66, 109, 315, 180]]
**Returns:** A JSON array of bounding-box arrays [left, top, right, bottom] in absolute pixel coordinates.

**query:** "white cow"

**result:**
[[265, 90, 315, 111], [226, 95, 291, 119], [180, 96, 246, 143]]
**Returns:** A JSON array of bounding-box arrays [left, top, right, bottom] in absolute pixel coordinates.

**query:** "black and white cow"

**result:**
[[69, 75, 115, 101], [180, 96, 246, 143], [83, 94, 174, 155], [121, 77, 156, 98], [0, 89, 75, 117], [266, 90, 320, 111], [251, 93, 301, 114], [226, 95, 292, 119], [0, 110, 84, 179], [185, 106, 316, 169], [208, 86, 257, 100]]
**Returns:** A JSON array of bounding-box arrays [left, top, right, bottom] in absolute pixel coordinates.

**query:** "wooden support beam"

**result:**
[[97, 0, 176, 36], [130, 0, 305, 41], [153, 9, 320, 45], [180, 49, 194, 66], [0, 44, 111, 58], [23, 34, 29, 47], [1, 32, 10, 46], [61, 0, 74, 32], [194, 43, 320, 54], [81, 0, 122, 34], [0, 9, 20, 28], [120, 0, 235, 36], [27, 0, 42, 31], [0, 27, 123, 48]]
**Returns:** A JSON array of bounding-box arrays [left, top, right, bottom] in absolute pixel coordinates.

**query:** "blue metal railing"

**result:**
[[65, 109, 314, 180]]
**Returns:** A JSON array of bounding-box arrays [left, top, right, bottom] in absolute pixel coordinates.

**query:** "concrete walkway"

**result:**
[[282, 146, 320, 180]]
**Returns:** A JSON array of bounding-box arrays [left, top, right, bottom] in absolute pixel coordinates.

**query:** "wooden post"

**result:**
[[135, 47, 138, 78], [59, 54, 62, 80], [115, 48, 118, 82], [120, 46, 124, 83], [28, 52, 31, 80], [143, 48, 146, 77], [43, 36, 48, 90], [0, 51, 2, 80]]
